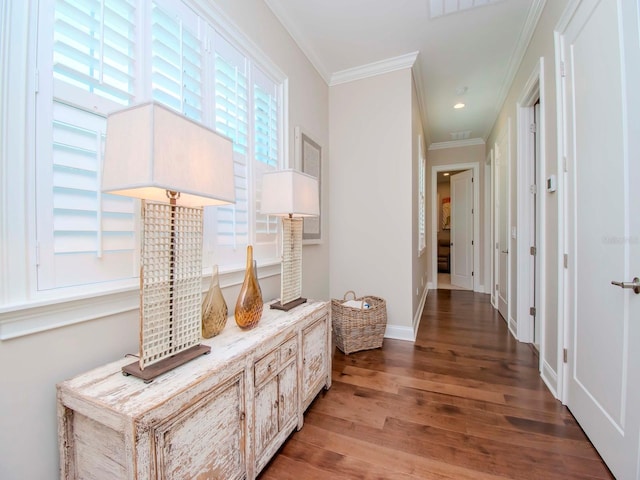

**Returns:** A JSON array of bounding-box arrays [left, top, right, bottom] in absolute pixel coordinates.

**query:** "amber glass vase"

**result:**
[[201, 265, 228, 338], [235, 245, 263, 329]]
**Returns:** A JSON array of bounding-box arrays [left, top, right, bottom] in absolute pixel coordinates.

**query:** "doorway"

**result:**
[[430, 162, 479, 291], [516, 58, 545, 346]]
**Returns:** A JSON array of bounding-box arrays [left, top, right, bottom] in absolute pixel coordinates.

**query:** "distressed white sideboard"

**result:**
[[57, 300, 331, 480]]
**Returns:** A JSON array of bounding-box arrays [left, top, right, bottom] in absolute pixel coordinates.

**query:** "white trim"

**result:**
[[329, 51, 419, 86], [494, 119, 512, 329], [263, 0, 331, 83], [0, 262, 282, 340], [191, 0, 287, 84], [428, 138, 485, 151], [412, 285, 429, 338], [483, 0, 548, 139], [554, 11, 570, 404], [384, 324, 416, 342], [1, 0, 32, 305], [541, 359, 560, 399], [430, 162, 481, 292], [516, 58, 546, 345], [485, 150, 493, 302]]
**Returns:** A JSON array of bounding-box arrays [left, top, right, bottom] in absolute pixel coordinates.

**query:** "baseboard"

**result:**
[[411, 286, 429, 337], [508, 315, 518, 339], [541, 360, 559, 399], [384, 324, 416, 342]]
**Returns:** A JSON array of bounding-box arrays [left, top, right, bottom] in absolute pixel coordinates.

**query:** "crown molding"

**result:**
[[264, 0, 331, 84], [428, 138, 485, 151], [484, 0, 548, 138], [329, 51, 419, 86]]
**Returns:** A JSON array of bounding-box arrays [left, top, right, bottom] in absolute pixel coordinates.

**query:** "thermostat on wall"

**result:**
[[546, 174, 557, 193]]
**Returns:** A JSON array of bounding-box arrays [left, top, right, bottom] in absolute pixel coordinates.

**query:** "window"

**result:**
[[34, 0, 283, 294]]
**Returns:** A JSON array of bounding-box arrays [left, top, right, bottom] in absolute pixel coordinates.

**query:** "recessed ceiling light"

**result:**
[[443, 172, 450, 176], [454, 103, 465, 109]]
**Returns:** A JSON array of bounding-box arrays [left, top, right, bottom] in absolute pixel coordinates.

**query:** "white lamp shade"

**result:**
[[260, 169, 319, 217], [102, 102, 235, 207]]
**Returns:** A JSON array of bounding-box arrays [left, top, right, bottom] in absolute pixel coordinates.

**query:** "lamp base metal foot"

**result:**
[[270, 297, 307, 312]]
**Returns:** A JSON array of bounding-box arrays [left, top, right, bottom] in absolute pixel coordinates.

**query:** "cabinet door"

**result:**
[[302, 316, 328, 407], [154, 374, 245, 480], [254, 378, 278, 457], [278, 361, 297, 429]]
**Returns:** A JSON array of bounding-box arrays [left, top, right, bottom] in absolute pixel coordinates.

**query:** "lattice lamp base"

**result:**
[[270, 217, 306, 311], [125, 200, 208, 383]]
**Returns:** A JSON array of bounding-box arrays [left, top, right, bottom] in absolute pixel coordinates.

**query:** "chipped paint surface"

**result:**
[[58, 301, 330, 479]]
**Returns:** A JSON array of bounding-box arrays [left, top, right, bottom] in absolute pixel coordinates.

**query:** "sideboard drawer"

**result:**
[[279, 336, 297, 364], [254, 349, 279, 386]]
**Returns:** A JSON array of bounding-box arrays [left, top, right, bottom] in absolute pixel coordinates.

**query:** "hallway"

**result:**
[[259, 290, 612, 479]]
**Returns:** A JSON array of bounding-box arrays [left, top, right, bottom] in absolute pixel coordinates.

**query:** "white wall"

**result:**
[[329, 69, 415, 340], [486, 0, 570, 395], [0, 1, 329, 478]]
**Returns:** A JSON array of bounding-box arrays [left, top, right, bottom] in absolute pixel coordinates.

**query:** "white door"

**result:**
[[450, 170, 473, 289], [495, 126, 510, 321], [560, 0, 640, 478]]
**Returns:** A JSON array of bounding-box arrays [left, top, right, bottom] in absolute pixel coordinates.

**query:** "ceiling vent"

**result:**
[[429, 0, 503, 19], [449, 130, 472, 140]]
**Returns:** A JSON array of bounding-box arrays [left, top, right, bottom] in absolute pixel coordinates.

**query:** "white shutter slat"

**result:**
[[38, 100, 136, 289], [151, 3, 203, 121]]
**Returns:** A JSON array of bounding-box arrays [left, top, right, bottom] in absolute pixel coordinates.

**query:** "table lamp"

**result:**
[[103, 102, 235, 382], [260, 169, 319, 311]]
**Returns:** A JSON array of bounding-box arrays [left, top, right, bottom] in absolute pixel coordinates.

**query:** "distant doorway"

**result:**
[[431, 162, 479, 291]]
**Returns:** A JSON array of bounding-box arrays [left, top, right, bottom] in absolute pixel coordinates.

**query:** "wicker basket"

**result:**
[[331, 291, 387, 355]]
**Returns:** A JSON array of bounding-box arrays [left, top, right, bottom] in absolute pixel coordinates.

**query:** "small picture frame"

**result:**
[[294, 126, 322, 244]]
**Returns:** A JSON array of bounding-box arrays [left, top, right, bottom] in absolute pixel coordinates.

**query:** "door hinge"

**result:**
[[496, 283, 499, 291], [530, 246, 536, 256], [471, 240, 474, 246], [472, 271, 474, 277], [560, 61, 566, 78], [563, 348, 568, 363], [564, 254, 568, 269], [530, 184, 537, 195], [530, 122, 537, 133], [530, 307, 536, 316]]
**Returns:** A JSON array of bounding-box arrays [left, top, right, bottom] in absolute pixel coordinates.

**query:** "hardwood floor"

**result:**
[[259, 290, 613, 479]]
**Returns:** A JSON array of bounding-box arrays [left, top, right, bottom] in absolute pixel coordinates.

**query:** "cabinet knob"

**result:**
[[240, 411, 245, 421]]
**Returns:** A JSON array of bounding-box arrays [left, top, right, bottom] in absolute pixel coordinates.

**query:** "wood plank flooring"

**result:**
[[259, 290, 613, 479]]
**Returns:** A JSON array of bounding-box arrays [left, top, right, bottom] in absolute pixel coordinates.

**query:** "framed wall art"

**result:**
[[294, 126, 322, 243]]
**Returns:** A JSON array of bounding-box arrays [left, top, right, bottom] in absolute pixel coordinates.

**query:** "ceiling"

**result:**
[[264, 0, 545, 147]]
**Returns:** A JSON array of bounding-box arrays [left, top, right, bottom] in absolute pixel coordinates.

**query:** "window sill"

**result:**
[[0, 260, 281, 341]]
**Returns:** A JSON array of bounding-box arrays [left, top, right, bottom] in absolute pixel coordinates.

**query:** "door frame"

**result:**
[[430, 162, 480, 291], [494, 121, 512, 329], [516, 58, 546, 347], [485, 151, 493, 304]]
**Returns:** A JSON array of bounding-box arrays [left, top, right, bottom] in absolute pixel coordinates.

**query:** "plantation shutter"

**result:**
[[211, 33, 249, 265], [36, 0, 138, 290], [418, 142, 426, 252], [53, 0, 136, 106], [151, 1, 203, 121], [252, 66, 279, 249]]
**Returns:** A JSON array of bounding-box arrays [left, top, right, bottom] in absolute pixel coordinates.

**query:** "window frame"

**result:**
[[0, 0, 289, 340]]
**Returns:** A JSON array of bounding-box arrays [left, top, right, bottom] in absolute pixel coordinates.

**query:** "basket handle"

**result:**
[[343, 290, 357, 301]]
